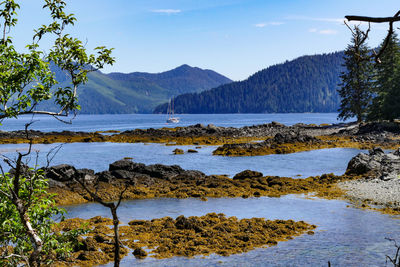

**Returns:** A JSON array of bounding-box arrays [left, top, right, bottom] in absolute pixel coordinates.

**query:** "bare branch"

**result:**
[[345, 10, 400, 63], [116, 183, 128, 209], [45, 144, 64, 168], [345, 15, 400, 23]]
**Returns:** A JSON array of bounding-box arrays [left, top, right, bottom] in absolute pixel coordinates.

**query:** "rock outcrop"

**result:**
[[346, 147, 400, 180], [44, 159, 206, 188]]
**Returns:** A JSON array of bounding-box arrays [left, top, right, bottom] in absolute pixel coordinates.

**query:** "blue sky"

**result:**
[[12, 0, 400, 80]]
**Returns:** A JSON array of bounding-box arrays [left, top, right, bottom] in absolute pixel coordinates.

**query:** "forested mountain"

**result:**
[[153, 52, 345, 114], [40, 64, 232, 114]]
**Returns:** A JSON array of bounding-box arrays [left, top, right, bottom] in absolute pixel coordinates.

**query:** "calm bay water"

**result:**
[[0, 113, 349, 132], [1, 113, 396, 267], [64, 196, 400, 267], [0, 143, 363, 177]]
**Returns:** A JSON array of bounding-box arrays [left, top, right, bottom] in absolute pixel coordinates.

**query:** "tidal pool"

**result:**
[[0, 142, 364, 177], [63, 195, 400, 267]]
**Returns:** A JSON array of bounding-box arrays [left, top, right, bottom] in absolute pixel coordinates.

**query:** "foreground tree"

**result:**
[[368, 32, 400, 121], [0, 148, 86, 266], [0, 0, 114, 265], [0, 0, 114, 122], [338, 26, 374, 122]]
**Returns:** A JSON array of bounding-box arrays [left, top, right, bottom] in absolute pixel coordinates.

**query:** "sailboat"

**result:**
[[166, 98, 180, 123]]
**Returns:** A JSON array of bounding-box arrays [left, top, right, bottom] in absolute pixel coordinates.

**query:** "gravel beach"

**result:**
[[339, 178, 400, 209]]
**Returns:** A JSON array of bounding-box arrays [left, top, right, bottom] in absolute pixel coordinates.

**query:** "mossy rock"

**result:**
[[173, 148, 184, 154]]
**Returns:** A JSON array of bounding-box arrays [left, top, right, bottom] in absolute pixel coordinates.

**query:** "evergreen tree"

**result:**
[[368, 32, 400, 121], [338, 27, 374, 123]]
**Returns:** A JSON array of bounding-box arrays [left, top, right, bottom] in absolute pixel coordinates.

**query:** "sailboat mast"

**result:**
[[172, 98, 174, 116], [167, 99, 171, 119]]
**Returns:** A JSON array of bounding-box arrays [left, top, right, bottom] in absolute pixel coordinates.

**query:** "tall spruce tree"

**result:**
[[338, 27, 374, 122], [368, 32, 400, 121]]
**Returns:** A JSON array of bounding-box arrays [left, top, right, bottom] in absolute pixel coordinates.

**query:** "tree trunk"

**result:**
[[111, 207, 120, 267], [15, 200, 43, 267]]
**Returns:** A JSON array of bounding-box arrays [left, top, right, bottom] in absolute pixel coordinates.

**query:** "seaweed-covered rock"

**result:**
[[133, 248, 147, 259], [173, 148, 184, 154], [233, 170, 263, 180]]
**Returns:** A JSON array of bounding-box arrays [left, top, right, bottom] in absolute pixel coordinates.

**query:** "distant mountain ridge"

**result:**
[[42, 64, 232, 114], [153, 52, 345, 114]]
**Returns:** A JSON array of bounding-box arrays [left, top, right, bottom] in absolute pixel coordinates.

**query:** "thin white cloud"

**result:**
[[286, 15, 344, 24], [254, 22, 284, 28], [269, 22, 284, 26], [255, 23, 267, 28], [319, 29, 338, 35], [309, 28, 338, 35], [152, 9, 181, 14]]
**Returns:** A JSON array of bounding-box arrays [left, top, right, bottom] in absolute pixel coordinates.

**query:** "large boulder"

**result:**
[[45, 164, 77, 182], [346, 147, 400, 180], [108, 159, 204, 182]]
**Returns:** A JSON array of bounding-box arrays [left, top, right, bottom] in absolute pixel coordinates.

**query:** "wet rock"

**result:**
[[272, 132, 319, 144], [111, 169, 135, 180], [271, 121, 285, 127], [233, 170, 263, 180], [187, 149, 198, 153], [46, 164, 77, 182], [109, 159, 136, 172], [47, 179, 66, 188], [133, 247, 147, 259], [346, 148, 400, 180], [96, 171, 114, 183], [77, 168, 96, 183], [173, 148, 184, 154], [357, 122, 400, 135]]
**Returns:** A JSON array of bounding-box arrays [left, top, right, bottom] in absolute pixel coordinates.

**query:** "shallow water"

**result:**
[[0, 142, 363, 177], [2, 114, 394, 266], [63, 196, 400, 267], [0, 113, 349, 132]]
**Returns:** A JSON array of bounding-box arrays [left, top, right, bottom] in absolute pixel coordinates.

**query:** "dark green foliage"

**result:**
[[338, 27, 374, 122], [39, 64, 232, 114], [368, 33, 400, 121], [153, 52, 344, 114]]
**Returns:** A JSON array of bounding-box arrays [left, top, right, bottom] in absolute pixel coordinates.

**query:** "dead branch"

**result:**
[[386, 238, 400, 267], [345, 16, 400, 23], [345, 10, 400, 63]]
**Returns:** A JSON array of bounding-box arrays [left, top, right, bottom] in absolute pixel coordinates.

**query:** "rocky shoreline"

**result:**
[[2, 121, 400, 157], [39, 145, 400, 216], [37, 148, 399, 266], [2, 121, 400, 266], [339, 148, 400, 213], [44, 159, 354, 206]]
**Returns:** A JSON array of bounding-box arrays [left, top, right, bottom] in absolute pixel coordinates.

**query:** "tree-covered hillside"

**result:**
[[153, 52, 344, 114], [39, 64, 232, 114]]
